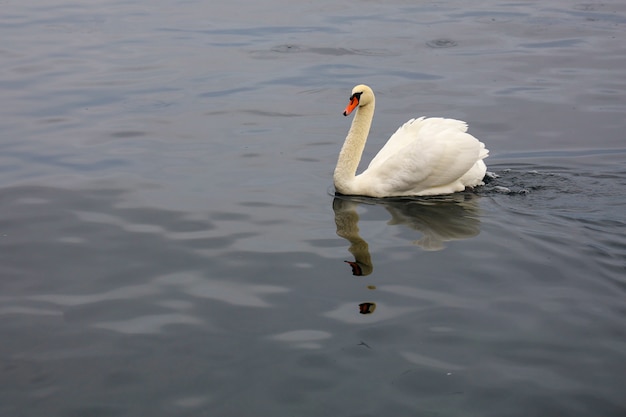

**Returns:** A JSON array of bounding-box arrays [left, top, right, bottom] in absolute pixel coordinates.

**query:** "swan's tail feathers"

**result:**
[[478, 142, 489, 160]]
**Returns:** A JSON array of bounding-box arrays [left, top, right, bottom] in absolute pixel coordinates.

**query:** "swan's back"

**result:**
[[356, 117, 488, 197]]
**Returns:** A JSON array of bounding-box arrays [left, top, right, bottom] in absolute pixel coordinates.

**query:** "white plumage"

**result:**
[[333, 85, 488, 197]]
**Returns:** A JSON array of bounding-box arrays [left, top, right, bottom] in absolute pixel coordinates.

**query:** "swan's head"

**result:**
[[343, 84, 374, 116]]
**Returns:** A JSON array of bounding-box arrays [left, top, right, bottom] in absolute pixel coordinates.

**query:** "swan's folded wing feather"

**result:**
[[360, 120, 483, 195], [367, 117, 468, 171]]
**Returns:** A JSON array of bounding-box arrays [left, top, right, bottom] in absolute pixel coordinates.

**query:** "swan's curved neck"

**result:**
[[334, 100, 375, 193]]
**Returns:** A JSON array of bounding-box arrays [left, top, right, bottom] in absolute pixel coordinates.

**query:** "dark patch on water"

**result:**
[[110, 131, 147, 138], [199, 86, 257, 98], [270, 44, 398, 56], [426, 39, 458, 48]]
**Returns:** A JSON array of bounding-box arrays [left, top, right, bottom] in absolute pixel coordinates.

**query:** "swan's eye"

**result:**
[[350, 92, 363, 101]]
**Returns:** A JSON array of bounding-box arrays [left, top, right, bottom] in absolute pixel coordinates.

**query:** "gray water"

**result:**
[[1, 1, 625, 416]]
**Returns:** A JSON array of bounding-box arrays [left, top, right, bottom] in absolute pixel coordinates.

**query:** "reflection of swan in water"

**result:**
[[333, 194, 482, 314], [382, 193, 481, 251], [333, 193, 482, 269]]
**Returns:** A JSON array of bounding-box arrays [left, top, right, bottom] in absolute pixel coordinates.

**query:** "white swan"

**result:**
[[334, 84, 489, 197]]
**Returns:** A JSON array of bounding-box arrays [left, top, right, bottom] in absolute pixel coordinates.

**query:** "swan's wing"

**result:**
[[360, 117, 485, 194], [367, 117, 468, 171]]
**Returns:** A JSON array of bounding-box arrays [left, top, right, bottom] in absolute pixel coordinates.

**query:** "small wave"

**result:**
[[426, 39, 458, 48], [268, 44, 397, 56]]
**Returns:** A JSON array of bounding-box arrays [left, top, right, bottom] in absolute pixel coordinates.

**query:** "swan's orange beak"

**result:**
[[343, 95, 359, 116]]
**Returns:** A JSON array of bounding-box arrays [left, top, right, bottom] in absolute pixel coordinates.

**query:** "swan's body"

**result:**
[[334, 84, 489, 197]]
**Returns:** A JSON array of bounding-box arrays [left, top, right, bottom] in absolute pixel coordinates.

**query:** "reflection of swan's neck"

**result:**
[[333, 199, 373, 276], [334, 101, 375, 194]]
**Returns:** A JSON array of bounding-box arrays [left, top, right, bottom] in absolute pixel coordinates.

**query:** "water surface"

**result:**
[[1, 1, 625, 416]]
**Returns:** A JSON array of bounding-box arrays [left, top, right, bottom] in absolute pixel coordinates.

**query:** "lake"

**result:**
[[1, 0, 625, 416]]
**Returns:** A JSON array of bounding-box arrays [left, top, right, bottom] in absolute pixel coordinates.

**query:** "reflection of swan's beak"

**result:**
[[358, 302, 376, 314], [345, 260, 365, 276]]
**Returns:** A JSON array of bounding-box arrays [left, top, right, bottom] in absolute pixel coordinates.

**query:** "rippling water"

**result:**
[[1, 1, 625, 416]]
